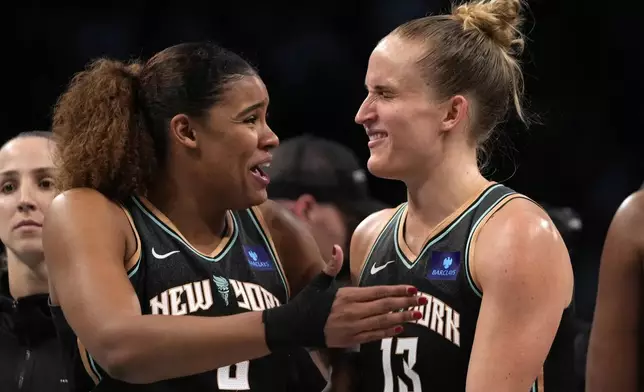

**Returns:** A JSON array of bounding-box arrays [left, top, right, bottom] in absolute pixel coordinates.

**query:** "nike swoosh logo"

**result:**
[[152, 248, 180, 259], [370, 260, 395, 275]]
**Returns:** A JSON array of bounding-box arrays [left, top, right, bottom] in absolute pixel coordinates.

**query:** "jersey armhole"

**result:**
[[77, 338, 102, 385], [356, 205, 406, 285], [117, 204, 142, 278], [465, 194, 527, 298], [248, 206, 291, 300]]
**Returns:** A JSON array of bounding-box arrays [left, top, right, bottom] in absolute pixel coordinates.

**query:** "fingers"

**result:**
[[351, 326, 405, 346], [354, 294, 428, 319], [353, 308, 422, 335], [322, 245, 343, 277], [325, 309, 420, 349], [340, 284, 418, 303]]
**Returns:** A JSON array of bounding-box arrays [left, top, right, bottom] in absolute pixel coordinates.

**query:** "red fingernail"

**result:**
[[394, 326, 403, 334], [418, 296, 428, 305], [407, 287, 418, 295], [413, 311, 422, 319]]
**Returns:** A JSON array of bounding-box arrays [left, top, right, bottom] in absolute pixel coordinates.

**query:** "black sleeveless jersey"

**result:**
[[52, 196, 294, 392], [356, 184, 576, 392]]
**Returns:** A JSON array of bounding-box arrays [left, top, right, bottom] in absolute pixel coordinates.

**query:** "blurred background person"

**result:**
[[267, 135, 389, 391], [267, 135, 388, 282], [0, 131, 67, 392], [585, 190, 644, 392]]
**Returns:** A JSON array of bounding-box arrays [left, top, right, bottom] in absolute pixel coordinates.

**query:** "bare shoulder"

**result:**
[[619, 189, 644, 218], [257, 200, 326, 295], [44, 188, 135, 301], [256, 199, 296, 231], [46, 188, 130, 234], [349, 207, 399, 283], [609, 190, 644, 248], [474, 197, 573, 305], [255, 200, 310, 250], [351, 207, 398, 254]]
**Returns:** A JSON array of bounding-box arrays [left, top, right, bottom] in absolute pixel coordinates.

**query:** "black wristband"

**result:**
[[262, 272, 339, 351]]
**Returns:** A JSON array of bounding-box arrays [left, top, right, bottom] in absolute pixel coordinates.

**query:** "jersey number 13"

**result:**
[[381, 337, 422, 392]]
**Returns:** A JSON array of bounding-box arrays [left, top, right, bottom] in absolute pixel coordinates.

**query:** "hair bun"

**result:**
[[453, 0, 524, 54]]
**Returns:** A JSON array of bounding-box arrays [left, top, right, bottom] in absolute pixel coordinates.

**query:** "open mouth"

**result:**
[[250, 163, 270, 185]]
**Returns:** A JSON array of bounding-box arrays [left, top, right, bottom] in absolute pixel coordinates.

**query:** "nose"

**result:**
[[259, 124, 280, 151], [17, 185, 37, 213], [355, 96, 376, 126]]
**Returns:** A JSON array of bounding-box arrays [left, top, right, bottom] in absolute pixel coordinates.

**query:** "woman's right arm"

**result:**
[[44, 189, 271, 384], [46, 190, 419, 385]]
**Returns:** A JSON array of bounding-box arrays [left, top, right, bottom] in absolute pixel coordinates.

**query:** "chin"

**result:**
[[13, 238, 43, 253], [367, 155, 400, 180], [11, 245, 45, 267], [246, 189, 268, 208]]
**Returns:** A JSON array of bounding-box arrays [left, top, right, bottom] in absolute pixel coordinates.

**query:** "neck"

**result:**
[[405, 148, 490, 230], [6, 250, 49, 299], [146, 170, 228, 253]]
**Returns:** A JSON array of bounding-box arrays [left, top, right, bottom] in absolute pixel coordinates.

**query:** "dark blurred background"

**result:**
[[7, 0, 643, 324]]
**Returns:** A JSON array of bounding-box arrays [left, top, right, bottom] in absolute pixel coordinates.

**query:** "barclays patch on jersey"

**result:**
[[243, 245, 275, 271], [427, 251, 461, 281]]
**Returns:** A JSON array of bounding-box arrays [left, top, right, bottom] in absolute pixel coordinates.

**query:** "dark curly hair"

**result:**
[[52, 42, 256, 201]]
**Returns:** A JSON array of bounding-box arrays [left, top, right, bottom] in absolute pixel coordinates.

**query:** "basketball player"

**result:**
[[44, 42, 426, 392], [0, 132, 68, 391], [586, 191, 644, 391], [330, 1, 576, 391]]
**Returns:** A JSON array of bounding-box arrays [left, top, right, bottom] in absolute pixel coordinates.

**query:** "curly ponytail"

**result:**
[[52, 59, 157, 201], [53, 43, 256, 201]]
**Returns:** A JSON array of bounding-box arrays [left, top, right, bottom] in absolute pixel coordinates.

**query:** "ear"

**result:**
[[292, 194, 317, 221], [439, 95, 469, 132], [169, 114, 198, 149]]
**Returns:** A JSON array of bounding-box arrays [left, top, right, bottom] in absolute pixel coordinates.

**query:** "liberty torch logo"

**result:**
[[213, 275, 230, 306]]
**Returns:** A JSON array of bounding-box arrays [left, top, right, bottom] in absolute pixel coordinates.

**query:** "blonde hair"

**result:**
[[392, 0, 527, 148]]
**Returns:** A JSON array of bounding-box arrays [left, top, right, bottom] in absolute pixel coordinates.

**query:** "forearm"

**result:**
[[98, 311, 268, 383]]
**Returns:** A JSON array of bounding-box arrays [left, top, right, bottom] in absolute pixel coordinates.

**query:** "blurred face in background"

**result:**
[[0, 136, 56, 267], [276, 195, 349, 261]]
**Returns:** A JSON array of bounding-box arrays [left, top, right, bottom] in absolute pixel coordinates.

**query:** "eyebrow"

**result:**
[[0, 167, 55, 177], [365, 84, 393, 92], [235, 100, 268, 119]]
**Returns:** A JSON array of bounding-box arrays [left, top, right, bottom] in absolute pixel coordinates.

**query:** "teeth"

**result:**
[[259, 162, 271, 169], [369, 132, 387, 141]]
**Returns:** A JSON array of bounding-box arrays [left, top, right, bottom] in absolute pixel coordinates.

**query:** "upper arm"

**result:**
[[257, 200, 327, 297], [44, 189, 141, 364], [466, 198, 573, 392], [586, 192, 643, 392], [349, 208, 397, 286]]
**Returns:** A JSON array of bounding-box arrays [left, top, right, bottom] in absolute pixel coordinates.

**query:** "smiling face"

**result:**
[[0, 136, 57, 266], [170, 74, 279, 210], [355, 35, 455, 181]]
